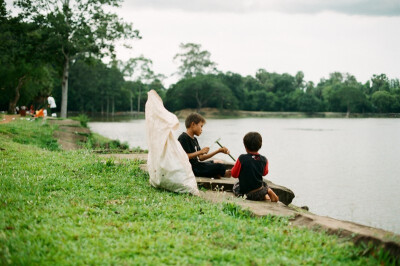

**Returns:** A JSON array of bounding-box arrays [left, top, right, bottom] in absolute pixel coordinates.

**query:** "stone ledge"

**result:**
[[196, 177, 295, 205], [200, 190, 400, 259], [200, 190, 296, 217]]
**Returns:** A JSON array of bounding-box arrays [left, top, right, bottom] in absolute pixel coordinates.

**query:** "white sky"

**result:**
[[6, 0, 400, 87], [114, 1, 400, 87]]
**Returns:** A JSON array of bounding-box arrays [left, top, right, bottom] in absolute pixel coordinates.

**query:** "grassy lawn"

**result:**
[[0, 120, 394, 264]]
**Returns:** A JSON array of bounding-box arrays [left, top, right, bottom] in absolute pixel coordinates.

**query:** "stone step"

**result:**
[[59, 125, 90, 134], [195, 177, 295, 205], [53, 131, 87, 142], [57, 139, 80, 151], [47, 118, 81, 126]]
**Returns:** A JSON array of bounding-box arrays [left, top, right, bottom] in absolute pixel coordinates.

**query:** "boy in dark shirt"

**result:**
[[231, 132, 279, 202], [178, 113, 231, 178]]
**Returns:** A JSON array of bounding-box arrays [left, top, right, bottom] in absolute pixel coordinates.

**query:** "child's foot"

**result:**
[[224, 170, 231, 178], [265, 194, 271, 201], [268, 188, 279, 203]]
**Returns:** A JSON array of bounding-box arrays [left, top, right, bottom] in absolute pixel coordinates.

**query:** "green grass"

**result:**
[[0, 120, 396, 264], [84, 132, 134, 152], [70, 114, 89, 128], [0, 119, 59, 151]]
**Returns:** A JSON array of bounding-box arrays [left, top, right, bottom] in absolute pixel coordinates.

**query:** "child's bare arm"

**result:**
[[199, 147, 230, 161], [187, 147, 209, 159]]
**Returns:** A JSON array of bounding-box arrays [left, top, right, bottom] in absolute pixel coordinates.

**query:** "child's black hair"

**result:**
[[185, 113, 206, 128], [243, 132, 262, 152]]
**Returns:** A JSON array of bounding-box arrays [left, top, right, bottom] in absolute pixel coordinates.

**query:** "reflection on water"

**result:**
[[89, 115, 144, 122], [89, 118, 400, 234]]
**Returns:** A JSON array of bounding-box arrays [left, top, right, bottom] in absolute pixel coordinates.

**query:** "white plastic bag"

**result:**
[[145, 90, 199, 196]]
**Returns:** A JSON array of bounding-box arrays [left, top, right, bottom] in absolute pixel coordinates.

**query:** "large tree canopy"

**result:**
[[16, 0, 140, 117], [0, 6, 54, 113]]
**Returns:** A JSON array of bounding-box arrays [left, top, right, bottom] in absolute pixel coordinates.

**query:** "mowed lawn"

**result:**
[[0, 120, 393, 264]]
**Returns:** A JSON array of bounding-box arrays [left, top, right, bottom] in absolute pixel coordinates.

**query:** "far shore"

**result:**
[[64, 108, 400, 120]]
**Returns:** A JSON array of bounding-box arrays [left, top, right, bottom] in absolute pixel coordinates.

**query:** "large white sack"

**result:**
[[145, 90, 199, 196]]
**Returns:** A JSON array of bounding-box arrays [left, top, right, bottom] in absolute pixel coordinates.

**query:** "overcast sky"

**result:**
[[6, 0, 400, 87], [114, 0, 400, 87]]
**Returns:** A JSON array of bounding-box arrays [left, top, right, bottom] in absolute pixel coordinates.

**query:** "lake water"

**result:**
[[89, 118, 400, 234]]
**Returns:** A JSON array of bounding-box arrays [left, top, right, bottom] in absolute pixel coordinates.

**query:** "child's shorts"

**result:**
[[233, 182, 269, 201], [192, 161, 226, 177]]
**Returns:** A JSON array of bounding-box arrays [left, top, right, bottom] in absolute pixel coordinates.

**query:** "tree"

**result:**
[[295, 71, 305, 90], [0, 0, 6, 18], [68, 58, 100, 113], [269, 73, 296, 97], [0, 5, 53, 113], [119, 56, 165, 113], [255, 69, 274, 91], [283, 89, 304, 111], [371, 74, 390, 94], [165, 75, 237, 112], [16, 0, 140, 117], [321, 73, 368, 115], [246, 90, 278, 111], [218, 72, 246, 109], [337, 86, 365, 114], [297, 93, 321, 113], [371, 91, 396, 113], [173, 43, 217, 78]]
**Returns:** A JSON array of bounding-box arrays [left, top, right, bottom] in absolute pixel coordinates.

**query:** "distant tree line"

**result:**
[[1, 0, 399, 115], [165, 71, 400, 114], [166, 43, 400, 114]]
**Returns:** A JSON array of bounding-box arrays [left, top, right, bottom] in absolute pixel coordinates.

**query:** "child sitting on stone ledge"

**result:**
[[178, 113, 231, 178], [231, 132, 279, 202]]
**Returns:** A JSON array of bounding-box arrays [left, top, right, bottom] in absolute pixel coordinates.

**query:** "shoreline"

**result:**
[[63, 109, 400, 120], [174, 108, 400, 119]]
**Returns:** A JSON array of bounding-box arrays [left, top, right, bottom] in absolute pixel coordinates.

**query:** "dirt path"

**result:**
[[47, 118, 88, 150], [0, 114, 21, 124]]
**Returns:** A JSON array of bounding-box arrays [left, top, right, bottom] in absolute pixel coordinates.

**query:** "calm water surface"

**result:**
[[89, 118, 400, 234]]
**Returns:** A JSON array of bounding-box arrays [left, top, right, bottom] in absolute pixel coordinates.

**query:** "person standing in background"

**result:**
[[47, 95, 57, 117]]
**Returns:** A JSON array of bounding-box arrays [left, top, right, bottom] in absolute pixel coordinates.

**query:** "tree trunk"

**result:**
[[60, 56, 70, 118], [130, 91, 133, 113], [106, 96, 109, 116], [137, 87, 141, 115], [195, 89, 202, 113], [112, 95, 115, 116], [8, 75, 26, 114], [80, 92, 84, 113]]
